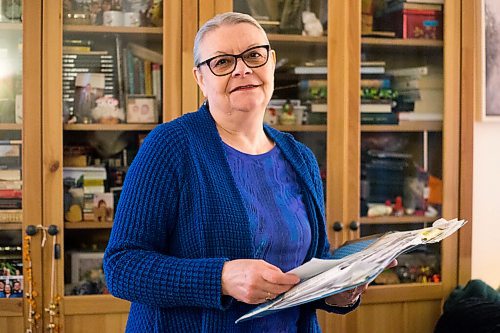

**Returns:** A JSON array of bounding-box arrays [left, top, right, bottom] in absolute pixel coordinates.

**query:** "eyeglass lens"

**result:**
[[208, 46, 269, 76]]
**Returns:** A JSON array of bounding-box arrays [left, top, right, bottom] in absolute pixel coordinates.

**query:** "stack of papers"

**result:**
[[236, 218, 466, 323]]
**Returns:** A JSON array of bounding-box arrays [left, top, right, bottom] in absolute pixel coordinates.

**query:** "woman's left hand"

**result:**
[[324, 284, 367, 307], [324, 258, 398, 307]]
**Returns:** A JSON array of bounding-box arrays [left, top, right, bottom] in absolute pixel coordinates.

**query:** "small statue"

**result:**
[[91, 96, 125, 124], [302, 11, 323, 37]]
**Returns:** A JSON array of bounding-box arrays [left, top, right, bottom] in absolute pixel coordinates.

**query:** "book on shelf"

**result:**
[[361, 112, 398, 125], [361, 78, 392, 89], [360, 101, 393, 113], [310, 103, 328, 113], [360, 66, 385, 75], [361, 61, 386, 67], [293, 66, 327, 75], [386, 66, 428, 77], [0, 169, 21, 181], [0, 209, 22, 222], [361, 30, 396, 38], [0, 180, 22, 190], [398, 112, 443, 121], [63, 166, 107, 182], [0, 198, 22, 209], [0, 189, 22, 199], [384, 1, 442, 12]]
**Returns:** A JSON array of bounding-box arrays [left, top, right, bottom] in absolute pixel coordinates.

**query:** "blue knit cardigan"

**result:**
[[104, 104, 357, 332]]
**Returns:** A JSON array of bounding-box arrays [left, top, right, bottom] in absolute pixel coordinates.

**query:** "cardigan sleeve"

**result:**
[[103, 125, 230, 310]]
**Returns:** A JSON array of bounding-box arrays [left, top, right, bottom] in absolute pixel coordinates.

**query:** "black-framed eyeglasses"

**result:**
[[197, 45, 271, 77]]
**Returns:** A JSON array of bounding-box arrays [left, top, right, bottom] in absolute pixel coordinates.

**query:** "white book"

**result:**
[[386, 66, 428, 77], [398, 112, 443, 121], [311, 104, 328, 113], [360, 103, 392, 113], [294, 66, 327, 75], [360, 66, 385, 74]]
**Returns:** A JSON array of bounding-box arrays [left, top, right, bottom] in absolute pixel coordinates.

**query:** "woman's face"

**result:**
[[193, 23, 275, 116]]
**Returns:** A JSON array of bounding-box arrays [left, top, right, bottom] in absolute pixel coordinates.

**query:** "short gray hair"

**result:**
[[193, 12, 269, 66]]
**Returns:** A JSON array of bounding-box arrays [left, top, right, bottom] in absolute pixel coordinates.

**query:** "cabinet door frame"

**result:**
[[40, 1, 182, 330]]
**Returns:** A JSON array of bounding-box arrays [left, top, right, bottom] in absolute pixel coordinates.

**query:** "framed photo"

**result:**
[[73, 73, 105, 122], [70, 251, 104, 285], [482, 0, 500, 121], [92, 192, 114, 222], [126, 95, 158, 123]]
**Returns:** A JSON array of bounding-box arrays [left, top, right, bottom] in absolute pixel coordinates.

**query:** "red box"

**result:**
[[377, 9, 443, 40]]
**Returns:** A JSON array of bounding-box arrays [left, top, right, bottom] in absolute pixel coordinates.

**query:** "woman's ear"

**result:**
[[270, 49, 277, 71], [193, 67, 208, 98]]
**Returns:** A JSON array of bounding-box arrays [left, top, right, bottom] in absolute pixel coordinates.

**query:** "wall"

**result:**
[[472, 122, 500, 289]]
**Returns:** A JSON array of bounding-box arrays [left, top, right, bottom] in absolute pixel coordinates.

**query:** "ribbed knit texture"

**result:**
[[224, 143, 311, 332], [104, 104, 357, 332]]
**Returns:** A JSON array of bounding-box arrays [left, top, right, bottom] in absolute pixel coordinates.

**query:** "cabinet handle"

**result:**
[[333, 221, 343, 232], [26, 225, 38, 236], [49, 161, 60, 173], [349, 221, 359, 231]]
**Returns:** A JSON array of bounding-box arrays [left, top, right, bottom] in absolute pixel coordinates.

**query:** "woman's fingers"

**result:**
[[221, 259, 300, 304]]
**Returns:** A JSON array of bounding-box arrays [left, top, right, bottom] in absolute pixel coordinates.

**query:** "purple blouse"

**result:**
[[224, 142, 312, 333]]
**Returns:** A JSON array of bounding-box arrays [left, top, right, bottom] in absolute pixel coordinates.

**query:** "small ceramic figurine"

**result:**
[[91, 96, 125, 124], [264, 107, 279, 125], [279, 100, 296, 125], [302, 11, 323, 37]]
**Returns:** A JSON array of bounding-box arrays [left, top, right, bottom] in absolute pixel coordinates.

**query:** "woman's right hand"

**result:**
[[221, 259, 300, 304]]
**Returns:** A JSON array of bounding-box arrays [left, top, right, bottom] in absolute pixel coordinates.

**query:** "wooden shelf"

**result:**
[[64, 123, 157, 131], [0, 298, 23, 316], [268, 33, 327, 44], [63, 25, 162, 35], [0, 123, 22, 131], [362, 282, 443, 304], [361, 121, 443, 132], [64, 294, 130, 315], [362, 37, 443, 48], [360, 216, 438, 224], [65, 221, 113, 229], [0, 222, 22, 230], [273, 124, 327, 132], [0, 23, 22, 31]]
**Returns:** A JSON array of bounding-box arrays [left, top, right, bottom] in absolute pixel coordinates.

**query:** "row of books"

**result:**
[[0, 142, 22, 213], [62, 38, 163, 123]]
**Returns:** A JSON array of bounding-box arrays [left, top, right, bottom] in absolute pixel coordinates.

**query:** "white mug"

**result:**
[[103, 11, 123, 26], [123, 12, 140, 27]]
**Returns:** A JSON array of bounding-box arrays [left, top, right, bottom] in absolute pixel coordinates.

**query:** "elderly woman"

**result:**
[[104, 12, 367, 332]]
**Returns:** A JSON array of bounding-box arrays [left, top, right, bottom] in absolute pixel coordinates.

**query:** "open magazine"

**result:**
[[236, 218, 467, 323]]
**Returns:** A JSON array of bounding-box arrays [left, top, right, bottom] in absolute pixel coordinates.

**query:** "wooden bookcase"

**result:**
[[39, 1, 181, 332], [198, 1, 462, 333]]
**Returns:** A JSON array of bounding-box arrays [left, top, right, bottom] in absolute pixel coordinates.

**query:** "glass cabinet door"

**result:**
[[0, 1, 43, 332], [61, 0, 164, 296], [359, 0, 447, 285]]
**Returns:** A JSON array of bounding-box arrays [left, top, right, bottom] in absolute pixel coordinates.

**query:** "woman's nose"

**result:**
[[232, 58, 252, 77]]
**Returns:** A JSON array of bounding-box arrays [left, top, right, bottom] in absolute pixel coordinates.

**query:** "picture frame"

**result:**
[[92, 192, 114, 222], [126, 95, 158, 123], [70, 251, 104, 285], [481, 0, 500, 121]]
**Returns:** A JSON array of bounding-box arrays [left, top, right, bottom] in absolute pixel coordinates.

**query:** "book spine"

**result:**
[[144, 61, 152, 95], [152, 63, 161, 103], [115, 36, 125, 110], [127, 51, 135, 95]]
